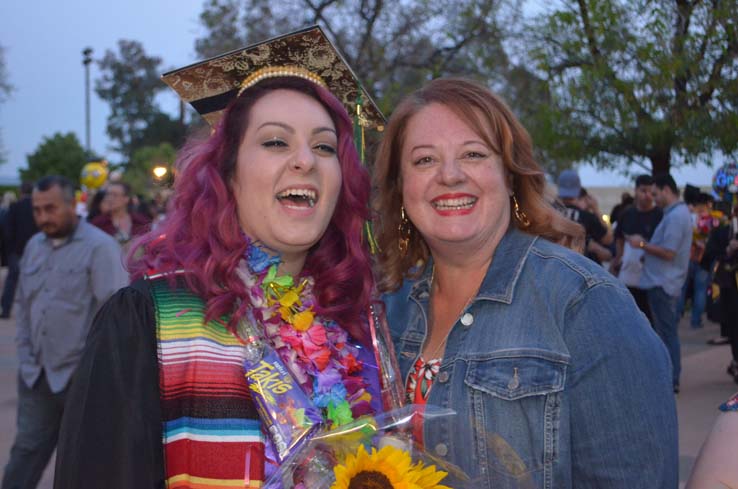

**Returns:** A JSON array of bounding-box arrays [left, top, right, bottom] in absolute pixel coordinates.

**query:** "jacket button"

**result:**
[[438, 371, 450, 383], [434, 443, 448, 456], [460, 313, 474, 326]]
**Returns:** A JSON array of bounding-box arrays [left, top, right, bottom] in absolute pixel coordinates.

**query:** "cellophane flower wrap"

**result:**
[[236, 241, 489, 488], [264, 405, 473, 489]]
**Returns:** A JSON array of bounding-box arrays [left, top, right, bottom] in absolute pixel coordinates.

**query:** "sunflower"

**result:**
[[331, 444, 450, 489]]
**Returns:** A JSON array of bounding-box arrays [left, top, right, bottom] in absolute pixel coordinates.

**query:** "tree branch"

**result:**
[[549, 58, 592, 73], [575, 0, 653, 130], [303, 0, 346, 60], [356, 0, 383, 69], [672, 0, 695, 111], [697, 5, 738, 106], [576, 0, 601, 59], [697, 0, 720, 63], [698, 42, 738, 106]]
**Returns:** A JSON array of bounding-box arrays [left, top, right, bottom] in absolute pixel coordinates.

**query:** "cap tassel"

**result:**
[[354, 91, 380, 254]]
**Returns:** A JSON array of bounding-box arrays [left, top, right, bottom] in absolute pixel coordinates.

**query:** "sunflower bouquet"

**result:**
[[264, 405, 467, 489], [332, 444, 449, 489]]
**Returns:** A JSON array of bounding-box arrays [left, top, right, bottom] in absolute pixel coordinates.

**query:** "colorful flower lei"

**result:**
[[236, 242, 373, 427]]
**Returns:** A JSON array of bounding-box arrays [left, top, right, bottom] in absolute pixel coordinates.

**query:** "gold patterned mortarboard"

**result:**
[[161, 25, 384, 131]]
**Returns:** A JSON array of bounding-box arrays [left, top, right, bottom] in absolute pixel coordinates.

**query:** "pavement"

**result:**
[[0, 309, 732, 488]]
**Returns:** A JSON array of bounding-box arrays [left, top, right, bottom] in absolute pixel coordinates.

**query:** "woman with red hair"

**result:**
[[54, 29, 385, 488], [373, 78, 678, 488]]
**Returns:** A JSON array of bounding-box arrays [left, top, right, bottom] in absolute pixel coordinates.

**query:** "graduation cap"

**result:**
[[161, 25, 384, 132], [683, 184, 701, 205]]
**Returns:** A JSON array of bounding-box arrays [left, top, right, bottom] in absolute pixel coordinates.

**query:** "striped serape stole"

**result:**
[[150, 276, 265, 488]]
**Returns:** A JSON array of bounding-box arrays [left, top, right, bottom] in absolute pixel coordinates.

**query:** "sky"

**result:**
[[0, 1, 724, 188]]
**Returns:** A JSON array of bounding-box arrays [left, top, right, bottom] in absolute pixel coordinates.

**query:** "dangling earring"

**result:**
[[398, 206, 412, 256], [512, 194, 531, 228]]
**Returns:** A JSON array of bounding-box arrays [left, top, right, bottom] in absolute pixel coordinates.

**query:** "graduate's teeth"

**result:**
[[277, 188, 317, 200], [277, 188, 319, 210]]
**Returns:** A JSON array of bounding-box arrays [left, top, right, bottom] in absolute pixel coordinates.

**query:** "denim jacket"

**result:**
[[384, 228, 678, 489]]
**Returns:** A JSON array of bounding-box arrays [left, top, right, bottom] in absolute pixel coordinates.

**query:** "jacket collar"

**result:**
[[408, 227, 536, 305]]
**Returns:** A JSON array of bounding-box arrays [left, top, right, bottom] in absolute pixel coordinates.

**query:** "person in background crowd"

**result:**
[[683, 184, 701, 210], [609, 191, 634, 231], [90, 182, 150, 249], [374, 78, 677, 488], [611, 174, 663, 323], [703, 202, 738, 382], [579, 187, 614, 262], [629, 174, 692, 393], [0, 192, 16, 210], [686, 210, 738, 486], [0, 183, 37, 319], [558, 170, 613, 264], [0, 191, 18, 271], [679, 192, 719, 329], [1, 176, 127, 489], [148, 190, 172, 231], [133, 194, 155, 221], [85, 190, 108, 223]]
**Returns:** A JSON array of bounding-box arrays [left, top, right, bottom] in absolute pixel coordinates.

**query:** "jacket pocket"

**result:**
[[462, 352, 568, 482], [465, 353, 567, 401]]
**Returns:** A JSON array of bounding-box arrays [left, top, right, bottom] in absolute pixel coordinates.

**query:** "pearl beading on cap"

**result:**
[[237, 66, 328, 97]]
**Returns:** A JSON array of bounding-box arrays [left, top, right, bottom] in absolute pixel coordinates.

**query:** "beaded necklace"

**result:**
[[236, 242, 373, 427]]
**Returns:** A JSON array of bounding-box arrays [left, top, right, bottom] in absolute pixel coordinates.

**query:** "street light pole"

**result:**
[[82, 47, 93, 154]]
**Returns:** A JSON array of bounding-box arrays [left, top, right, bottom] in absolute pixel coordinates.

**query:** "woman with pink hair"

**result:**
[[54, 28, 385, 488]]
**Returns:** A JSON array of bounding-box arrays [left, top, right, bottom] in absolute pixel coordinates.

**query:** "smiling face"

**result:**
[[400, 103, 511, 254], [635, 183, 654, 210], [651, 185, 670, 208], [232, 89, 342, 259]]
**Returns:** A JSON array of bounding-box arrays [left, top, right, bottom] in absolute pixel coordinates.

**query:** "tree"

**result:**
[[0, 44, 14, 166], [125, 142, 177, 195], [528, 0, 738, 175], [21, 133, 88, 183], [494, 64, 588, 176], [95, 40, 180, 164], [0, 44, 11, 104], [194, 0, 517, 113], [138, 112, 188, 153], [192, 1, 578, 173]]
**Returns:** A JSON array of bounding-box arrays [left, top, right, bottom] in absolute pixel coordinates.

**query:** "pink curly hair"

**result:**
[[129, 78, 373, 343]]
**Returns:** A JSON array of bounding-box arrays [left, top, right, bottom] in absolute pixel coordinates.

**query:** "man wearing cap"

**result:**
[[557, 169, 613, 264], [1, 176, 128, 489], [628, 173, 692, 393]]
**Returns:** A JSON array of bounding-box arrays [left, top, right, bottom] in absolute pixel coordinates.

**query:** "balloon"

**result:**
[[712, 162, 738, 206], [80, 161, 109, 190]]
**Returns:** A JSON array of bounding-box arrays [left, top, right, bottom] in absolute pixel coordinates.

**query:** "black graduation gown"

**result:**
[[54, 279, 166, 488]]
